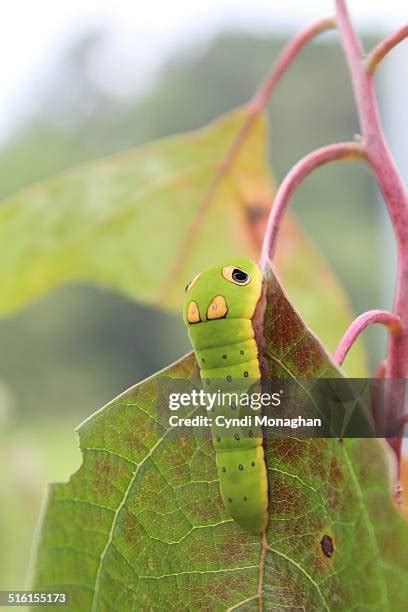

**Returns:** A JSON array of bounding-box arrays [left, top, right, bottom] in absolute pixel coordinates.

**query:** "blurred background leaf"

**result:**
[[2, 108, 273, 314]]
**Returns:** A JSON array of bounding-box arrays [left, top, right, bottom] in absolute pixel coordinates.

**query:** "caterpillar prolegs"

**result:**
[[183, 258, 269, 533]]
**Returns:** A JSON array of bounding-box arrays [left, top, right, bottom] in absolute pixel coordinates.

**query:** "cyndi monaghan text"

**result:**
[[168, 415, 322, 429]]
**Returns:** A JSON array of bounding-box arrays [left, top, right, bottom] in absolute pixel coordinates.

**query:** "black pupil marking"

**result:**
[[251, 461, 256, 466], [201, 358, 205, 362], [232, 268, 249, 283], [238, 464, 244, 470], [222, 466, 226, 472], [243, 371, 248, 377], [227, 375, 232, 382], [240, 350, 244, 355], [223, 354, 227, 359], [248, 430, 253, 437], [231, 402, 236, 410], [228, 498, 232, 503], [234, 433, 240, 441], [244, 496, 247, 501], [216, 435, 221, 442]]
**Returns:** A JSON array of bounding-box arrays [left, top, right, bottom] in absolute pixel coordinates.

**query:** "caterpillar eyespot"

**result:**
[[185, 273, 201, 293], [222, 265, 251, 286], [183, 258, 269, 534]]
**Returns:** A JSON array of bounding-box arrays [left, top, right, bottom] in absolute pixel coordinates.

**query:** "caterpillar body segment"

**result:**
[[183, 258, 269, 533]]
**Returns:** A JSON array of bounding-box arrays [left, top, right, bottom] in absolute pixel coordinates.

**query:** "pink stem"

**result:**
[[334, 310, 403, 366], [335, 0, 408, 462], [250, 16, 335, 114], [366, 25, 408, 74], [260, 141, 363, 265]]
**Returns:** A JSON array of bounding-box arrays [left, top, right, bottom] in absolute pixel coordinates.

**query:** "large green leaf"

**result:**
[[2, 108, 272, 314], [32, 265, 408, 610], [2, 108, 365, 375]]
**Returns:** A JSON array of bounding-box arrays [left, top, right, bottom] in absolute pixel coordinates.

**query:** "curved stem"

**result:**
[[250, 16, 335, 113], [217, 17, 336, 176], [335, 0, 408, 463], [259, 141, 363, 266], [366, 25, 408, 74], [335, 0, 408, 243], [334, 310, 403, 366]]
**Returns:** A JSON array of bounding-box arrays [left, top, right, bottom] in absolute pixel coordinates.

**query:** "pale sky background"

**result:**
[[1, 0, 407, 142]]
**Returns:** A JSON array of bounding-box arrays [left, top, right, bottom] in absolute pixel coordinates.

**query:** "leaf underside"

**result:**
[[33, 265, 408, 611]]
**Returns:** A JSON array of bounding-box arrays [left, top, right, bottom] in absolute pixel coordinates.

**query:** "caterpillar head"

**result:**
[[183, 257, 263, 326]]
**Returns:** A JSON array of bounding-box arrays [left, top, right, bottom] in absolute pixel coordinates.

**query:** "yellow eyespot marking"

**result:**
[[187, 301, 201, 324], [185, 273, 201, 293], [222, 266, 251, 286], [207, 295, 228, 320]]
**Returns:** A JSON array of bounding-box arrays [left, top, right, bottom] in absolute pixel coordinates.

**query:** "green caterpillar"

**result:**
[[183, 257, 269, 533]]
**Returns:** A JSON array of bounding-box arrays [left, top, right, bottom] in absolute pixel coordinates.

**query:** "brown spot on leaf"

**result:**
[[309, 440, 330, 479], [93, 458, 113, 496], [326, 487, 342, 512], [320, 534, 334, 558], [244, 199, 271, 250], [218, 529, 252, 564], [329, 456, 344, 487], [267, 438, 305, 464], [247, 203, 266, 223], [268, 475, 305, 517]]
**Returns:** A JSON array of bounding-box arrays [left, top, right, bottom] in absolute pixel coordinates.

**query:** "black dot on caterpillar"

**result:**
[[227, 375, 232, 382], [251, 461, 256, 467], [243, 371, 249, 377], [244, 496, 248, 501], [201, 358, 205, 363], [216, 435, 221, 442], [234, 433, 240, 441], [238, 464, 244, 471], [228, 498, 232, 503], [231, 402, 236, 410], [240, 350, 245, 355], [222, 354, 227, 359], [206, 379, 210, 385], [222, 466, 226, 472], [248, 430, 253, 437]]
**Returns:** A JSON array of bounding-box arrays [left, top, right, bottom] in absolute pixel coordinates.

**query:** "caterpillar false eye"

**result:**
[[232, 268, 250, 284], [185, 273, 200, 293], [222, 265, 251, 286]]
